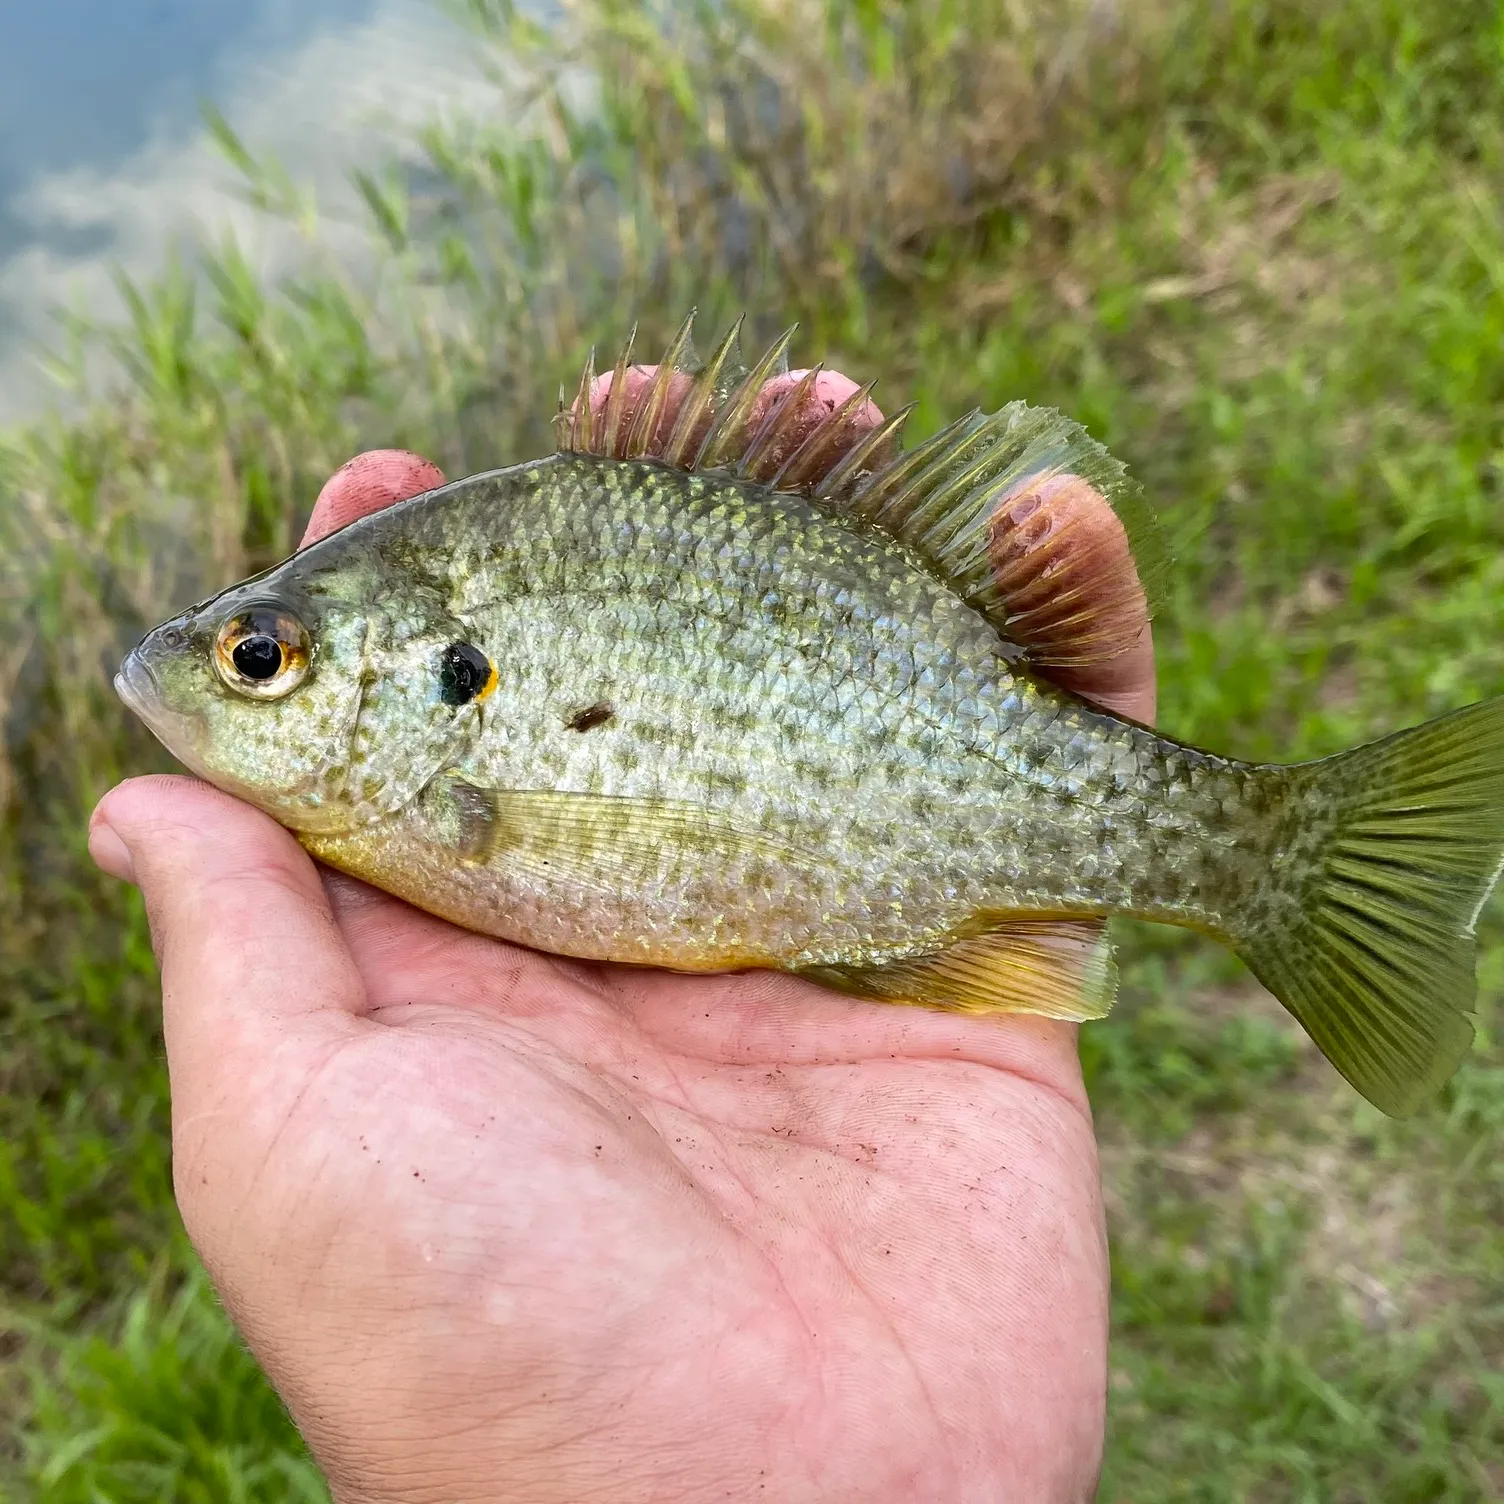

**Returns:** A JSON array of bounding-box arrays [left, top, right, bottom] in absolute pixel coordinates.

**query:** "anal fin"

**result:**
[[800, 918, 1117, 1022]]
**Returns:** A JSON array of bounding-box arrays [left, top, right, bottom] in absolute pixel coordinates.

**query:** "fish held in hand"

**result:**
[[118, 315, 1504, 1117]]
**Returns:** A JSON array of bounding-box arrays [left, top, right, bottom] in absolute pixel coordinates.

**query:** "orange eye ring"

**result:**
[[214, 607, 311, 700]]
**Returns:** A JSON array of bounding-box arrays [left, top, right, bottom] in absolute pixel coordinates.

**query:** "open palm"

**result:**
[[94, 424, 1152, 1502]]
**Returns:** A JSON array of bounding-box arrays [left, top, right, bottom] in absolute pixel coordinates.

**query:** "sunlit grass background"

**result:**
[[3, 0, 1504, 1497]]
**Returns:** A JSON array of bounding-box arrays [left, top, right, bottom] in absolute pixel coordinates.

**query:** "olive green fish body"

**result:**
[[295, 456, 1266, 975], [118, 319, 1504, 1117]]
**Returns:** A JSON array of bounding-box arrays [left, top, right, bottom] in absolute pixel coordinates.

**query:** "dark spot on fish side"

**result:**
[[567, 701, 615, 733]]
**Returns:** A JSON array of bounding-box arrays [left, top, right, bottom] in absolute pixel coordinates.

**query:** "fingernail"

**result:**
[[88, 815, 137, 883]]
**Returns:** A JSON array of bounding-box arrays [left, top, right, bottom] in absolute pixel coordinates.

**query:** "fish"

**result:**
[[116, 314, 1504, 1117]]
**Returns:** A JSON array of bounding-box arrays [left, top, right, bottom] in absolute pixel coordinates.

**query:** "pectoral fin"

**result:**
[[419, 777, 803, 892], [800, 918, 1118, 1021]]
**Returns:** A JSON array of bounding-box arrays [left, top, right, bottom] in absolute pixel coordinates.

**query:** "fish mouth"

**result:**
[[114, 645, 204, 759], [114, 649, 159, 719]]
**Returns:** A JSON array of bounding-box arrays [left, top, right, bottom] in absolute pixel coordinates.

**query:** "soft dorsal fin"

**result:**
[[554, 312, 1167, 672], [797, 918, 1118, 1021]]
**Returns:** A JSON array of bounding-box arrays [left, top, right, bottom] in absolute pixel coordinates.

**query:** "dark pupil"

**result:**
[[232, 635, 284, 681], [439, 642, 491, 705]]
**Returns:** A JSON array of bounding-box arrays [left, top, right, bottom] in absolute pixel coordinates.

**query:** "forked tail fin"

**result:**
[[1235, 696, 1504, 1116]]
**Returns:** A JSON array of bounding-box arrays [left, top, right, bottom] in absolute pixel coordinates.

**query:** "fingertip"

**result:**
[[94, 774, 355, 982], [88, 808, 136, 882], [754, 368, 884, 432], [587, 364, 659, 412], [302, 450, 446, 546], [988, 473, 1156, 723], [745, 368, 885, 455], [92, 773, 218, 850], [585, 364, 694, 452], [1070, 631, 1156, 724], [90, 778, 178, 882]]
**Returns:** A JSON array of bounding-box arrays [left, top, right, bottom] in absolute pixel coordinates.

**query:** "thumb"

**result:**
[[90, 775, 367, 1103]]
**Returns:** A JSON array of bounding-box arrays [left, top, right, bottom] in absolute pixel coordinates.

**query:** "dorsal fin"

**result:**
[[554, 313, 1168, 670]]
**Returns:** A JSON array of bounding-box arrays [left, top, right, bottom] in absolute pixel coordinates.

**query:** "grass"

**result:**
[[3, 0, 1504, 1496]]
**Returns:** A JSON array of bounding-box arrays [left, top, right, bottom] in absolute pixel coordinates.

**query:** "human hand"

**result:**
[[90, 367, 1154, 1503]]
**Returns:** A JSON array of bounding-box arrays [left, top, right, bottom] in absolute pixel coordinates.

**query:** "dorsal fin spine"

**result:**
[[662, 316, 744, 467], [852, 411, 981, 522], [812, 404, 914, 499], [692, 325, 797, 470], [770, 377, 881, 491], [599, 324, 637, 459], [625, 311, 696, 459], [738, 364, 824, 479], [906, 429, 1013, 541], [557, 347, 597, 453]]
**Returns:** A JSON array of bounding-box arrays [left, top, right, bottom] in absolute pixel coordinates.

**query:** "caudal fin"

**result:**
[[1236, 697, 1504, 1116]]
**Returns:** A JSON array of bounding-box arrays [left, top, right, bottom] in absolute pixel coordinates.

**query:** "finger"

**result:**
[[89, 775, 367, 1092], [302, 450, 446, 547], [988, 473, 1155, 723], [742, 367, 885, 468], [585, 365, 885, 487], [587, 363, 694, 452]]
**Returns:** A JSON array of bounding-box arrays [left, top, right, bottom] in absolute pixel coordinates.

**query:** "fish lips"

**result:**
[[113, 646, 159, 719], [114, 633, 208, 763]]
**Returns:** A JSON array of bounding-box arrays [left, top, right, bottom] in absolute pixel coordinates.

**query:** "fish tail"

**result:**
[[1230, 696, 1504, 1117]]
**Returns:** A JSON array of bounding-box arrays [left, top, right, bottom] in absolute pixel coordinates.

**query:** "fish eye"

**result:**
[[438, 641, 496, 706], [213, 607, 311, 700]]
